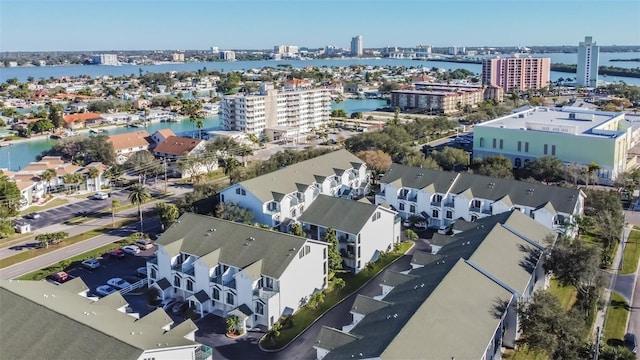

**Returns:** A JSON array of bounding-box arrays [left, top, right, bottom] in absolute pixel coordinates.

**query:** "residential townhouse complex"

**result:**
[[219, 149, 370, 229], [315, 210, 554, 360], [299, 195, 401, 273], [147, 213, 328, 330], [375, 164, 584, 233], [107, 130, 152, 164], [220, 83, 331, 138], [390, 85, 487, 114], [1, 278, 212, 360], [482, 56, 551, 92], [473, 106, 640, 184]]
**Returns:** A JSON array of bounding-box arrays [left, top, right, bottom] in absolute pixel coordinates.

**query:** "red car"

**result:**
[[108, 249, 125, 259], [49, 271, 70, 283]]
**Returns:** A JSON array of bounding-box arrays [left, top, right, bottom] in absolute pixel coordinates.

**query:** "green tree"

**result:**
[[323, 228, 342, 276], [214, 201, 254, 223], [405, 229, 418, 241], [225, 315, 241, 335], [87, 166, 100, 190], [472, 155, 514, 179], [223, 157, 241, 184], [28, 119, 54, 134], [0, 220, 15, 239], [111, 199, 120, 227], [356, 150, 392, 184], [308, 291, 326, 309], [429, 147, 470, 171], [526, 156, 563, 182], [40, 168, 57, 196], [265, 322, 282, 345], [128, 184, 151, 233], [330, 109, 347, 118], [156, 202, 180, 229], [333, 277, 346, 291], [125, 151, 161, 184], [182, 99, 204, 139], [290, 223, 306, 237]]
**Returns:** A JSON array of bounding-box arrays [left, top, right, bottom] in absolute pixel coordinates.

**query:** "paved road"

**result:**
[[194, 236, 430, 360]]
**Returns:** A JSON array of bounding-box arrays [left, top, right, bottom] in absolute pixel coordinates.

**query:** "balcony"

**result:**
[[253, 287, 279, 299], [195, 345, 213, 360], [211, 276, 236, 289], [339, 235, 356, 243], [430, 200, 441, 207]]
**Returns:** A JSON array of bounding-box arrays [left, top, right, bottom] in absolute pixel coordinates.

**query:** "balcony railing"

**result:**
[[253, 288, 279, 299], [340, 235, 356, 243], [431, 201, 442, 207], [443, 201, 455, 208], [211, 276, 236, 289], [195, 345, 213, 360]]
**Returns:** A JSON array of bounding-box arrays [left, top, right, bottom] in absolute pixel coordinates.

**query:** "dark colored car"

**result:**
[[49, 271, 70, 283], [25, 212, 41, 219], [171, 301, 189, 315], [624, 333, 637, 354], [108, 249, 125, 259]]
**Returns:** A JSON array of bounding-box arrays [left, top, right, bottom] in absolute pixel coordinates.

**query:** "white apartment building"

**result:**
[[299, 195, 401, 273], [220, 83, 331, 138], [376, 164, 585, 234], [148, 213, 328, 331], [351, 35, 363, 57], [219, 149, 370, 228], [577, 36, 600, 88], [92, 54, 118, 66]]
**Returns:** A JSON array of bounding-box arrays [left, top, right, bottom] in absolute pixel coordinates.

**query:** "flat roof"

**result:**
[[478, 106, 626, 138]]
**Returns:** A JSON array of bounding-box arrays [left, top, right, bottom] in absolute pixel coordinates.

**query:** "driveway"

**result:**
[[193, 234, 429, 360]]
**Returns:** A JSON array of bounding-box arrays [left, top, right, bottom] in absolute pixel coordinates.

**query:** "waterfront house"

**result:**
[[147, 213, 328, 331], [0, 279, 212, 360], [152, 136, 217, 178], [100, 112, 140, 125], [150, 129, 176, 146], [107, 131, 152, 165], [298, 195, 401, 273], [376, 164, 584, 235], [62, 112, 103, 130], [219, 149, 370, 229]]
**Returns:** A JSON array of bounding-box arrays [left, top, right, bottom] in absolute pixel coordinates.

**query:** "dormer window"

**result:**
[[267, 202, 278, 211]]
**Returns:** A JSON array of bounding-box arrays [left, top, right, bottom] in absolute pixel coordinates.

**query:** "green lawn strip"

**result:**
[[621, 227, 640, 274], [0, 218, 135, 269], [17, 238, 132, 281], [18, 198, 69, 216], [547, 278, 578, 310], [603, 292, 630, 343], [503, 346, 549, 360], [262, 241, 413, 349]]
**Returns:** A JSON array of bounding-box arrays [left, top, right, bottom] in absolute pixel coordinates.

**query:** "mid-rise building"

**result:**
[[473, 106, 640, 184], [1, 279, 212, 360], [351, 35, 363, 57], [482, 56, 551, 92], [172, 53, 185, 62], [92, 54, 118, 65], [220, 83, 331, 137], [147, 213, 328, 330], [577, 36, 600, 88], [219, 51, 235, 61], [391, 83, 490, 114]]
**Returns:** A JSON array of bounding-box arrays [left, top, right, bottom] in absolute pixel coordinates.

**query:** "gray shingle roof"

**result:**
[[237, 149, 364, 202], [156, 213, 313, 279], [298, 195, 379, 235], [315, 326, 360, 351], [351, 294, 391, 315], [0, 279, 198, 360], [380, 270, 415, 287], [380, 164, 582, 214]]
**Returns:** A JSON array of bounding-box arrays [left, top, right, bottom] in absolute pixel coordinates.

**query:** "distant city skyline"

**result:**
[[1, 0, 639, 52]]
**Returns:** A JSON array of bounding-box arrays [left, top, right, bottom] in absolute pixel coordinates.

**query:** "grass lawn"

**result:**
[[0, 218, 135, 270], [18, 198, 68, 216], [547, 278, 578, 310], [603, 292, 630, 343], [261, 241, 413, 349], [503, 346, 549, 360], [621, 227, 640, 274]]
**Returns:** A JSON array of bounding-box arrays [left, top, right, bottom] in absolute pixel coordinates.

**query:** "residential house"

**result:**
[[147, 213, 328, 330], [100, 112, 140, 125], [376, 164, 584, 235], [18, 156, 109, 194], [299, 195, 401, 273], [150, 129, 176, 146], [153, 136, 217, 178], [107, 131, 152, 165], [62, 112, 103, 130], [0, 279, 212, 360], [133, 98, 152, 110], [219, 149, 370, 228], [315, 210, 554, 359]]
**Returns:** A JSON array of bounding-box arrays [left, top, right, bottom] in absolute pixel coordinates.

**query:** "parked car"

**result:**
[[48, 271, 70, 283], [171, 301, 189, 315], [107, 249, 125, 259], [92, 192, 109, 200], [136, 267, 148, 278], [25, 212, 41, 220], [81, 258, 101, 270], [134, 240, 153, 250], [122, 245, 141, 255], [107, 277, 131, 290], [624, 333, 637, 354], [95, 285, 117, 297]]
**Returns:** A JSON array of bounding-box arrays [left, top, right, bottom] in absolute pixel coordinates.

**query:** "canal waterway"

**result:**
[[0, 99, 387, 171]]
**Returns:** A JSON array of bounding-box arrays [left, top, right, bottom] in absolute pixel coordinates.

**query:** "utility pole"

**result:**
[[163, 159, 167, 193]]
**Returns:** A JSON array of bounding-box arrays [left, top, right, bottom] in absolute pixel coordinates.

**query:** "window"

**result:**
[[515, 158, 522, 168], [492, 138, 496, 148], [186, 279, 194, 292], [323, 262, 327, 275], [446, 210, 453, 219], [299, 244, 311, 259], [525, 142, 529, 152], [499, 139, 503, 149], [479, 137, 485, 147], [323, 247, 327, 259], [471, 199, 481, 208], [255, 301, 264, 315], [372, 212, 381, 221], [235, 188, 246, 196], [551, 145, 556, 156], [543, 144, 548, 155], [399, 203, 405, 211], [357, 246, 361, 258], [220, 194, 225, 202], [173, 275, 181, 287], [517, 141, 522, 152], [432, 209, 439, 218], [149, 268, 156, 280], [212, 288, 220, 301], [409, 205, 416, 213], [471, 214, 478, 222], [267, 202, 278, 211], [264, 276, 274, 290], [226, 292, 235, 305]]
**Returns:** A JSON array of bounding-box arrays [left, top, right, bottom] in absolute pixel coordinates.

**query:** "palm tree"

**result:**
[[87, 167, 99, 191], [128, 184, 151, 233], [223, 157, 240, 184], [196, 119, 204, 140], [40, 169, 56, 196], [225, 315, 241, 335], [111, 199, 120, 227]]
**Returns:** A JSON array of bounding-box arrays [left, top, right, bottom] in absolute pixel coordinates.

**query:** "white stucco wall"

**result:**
[[278, 240, 327, 317]]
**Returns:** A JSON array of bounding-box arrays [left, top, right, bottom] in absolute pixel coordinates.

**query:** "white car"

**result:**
[[122, 245, 141, 255], [95, 285, 117, 297], [107, 277, 131, 290], [81, 258, 101, 269], [92, 192, 109, 200]]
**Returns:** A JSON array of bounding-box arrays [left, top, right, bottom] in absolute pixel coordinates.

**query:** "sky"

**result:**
[[1, 0, 639, 51]]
